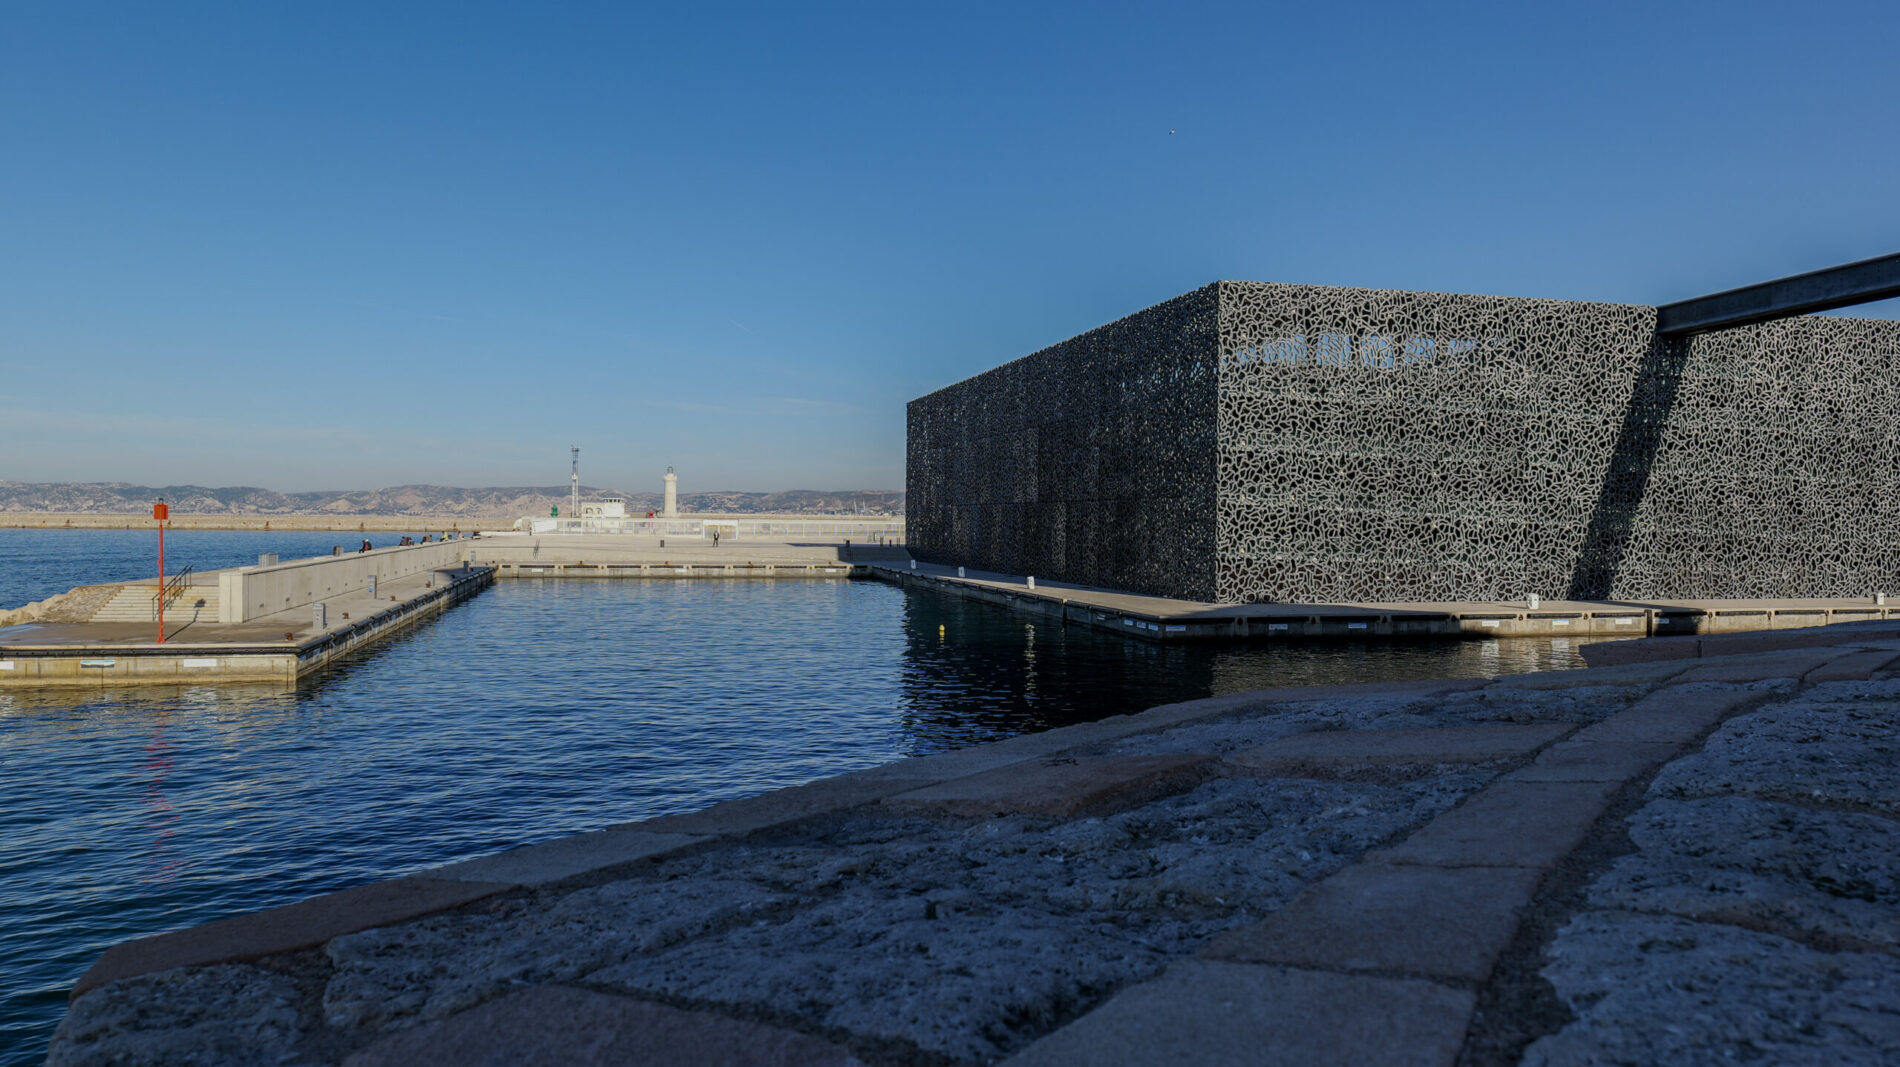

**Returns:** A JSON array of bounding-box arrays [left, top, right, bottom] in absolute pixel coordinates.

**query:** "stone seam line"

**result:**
[[57, 637, 1898, 1062]]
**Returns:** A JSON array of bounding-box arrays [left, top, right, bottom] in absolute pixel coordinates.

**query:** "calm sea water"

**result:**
[[0, 530, 1599, 1063]]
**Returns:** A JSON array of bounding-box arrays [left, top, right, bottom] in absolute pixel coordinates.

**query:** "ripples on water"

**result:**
[[0, 530, 1604, 1062]]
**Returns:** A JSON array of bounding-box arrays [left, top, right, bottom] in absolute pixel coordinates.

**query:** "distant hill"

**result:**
[[0, 482, 905, 517]]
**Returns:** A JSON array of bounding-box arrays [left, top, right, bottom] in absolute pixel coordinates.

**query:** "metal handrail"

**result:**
[[152, 565, 195, 620]]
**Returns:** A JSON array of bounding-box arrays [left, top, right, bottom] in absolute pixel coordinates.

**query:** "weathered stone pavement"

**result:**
[[47, 627, 1900, 1065]]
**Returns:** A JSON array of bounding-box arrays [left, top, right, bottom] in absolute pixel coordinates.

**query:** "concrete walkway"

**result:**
[[47, 623, 1900, 1065], [879, 560, 1900, 641], [1, 567, 492, 686]]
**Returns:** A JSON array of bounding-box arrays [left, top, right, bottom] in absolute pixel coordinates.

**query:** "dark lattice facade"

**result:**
[[908, 280, 1900, 603]]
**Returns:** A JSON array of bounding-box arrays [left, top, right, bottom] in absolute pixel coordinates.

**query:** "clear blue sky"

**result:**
[[3, 0, 1896, 493]]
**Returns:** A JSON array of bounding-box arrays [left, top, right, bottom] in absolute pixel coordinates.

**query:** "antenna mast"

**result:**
[[570, 445, 581, 520]]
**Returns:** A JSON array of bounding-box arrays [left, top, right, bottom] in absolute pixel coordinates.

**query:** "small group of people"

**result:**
[[331, 531, 471, 555]]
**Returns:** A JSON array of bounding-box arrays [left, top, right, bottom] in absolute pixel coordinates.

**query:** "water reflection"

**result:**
[[894, 590, 1612, 752], [140, 714, 181, 886]]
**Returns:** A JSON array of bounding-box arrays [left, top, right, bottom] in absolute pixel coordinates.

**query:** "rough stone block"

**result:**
[[1503, 740, 1681, 783], [1674, 647, 1852, 683], [1526, 910, 1900, 1066], [1226, 724, 1570, 774], [51, 964, 307, 1065], [1003, 960, 1474, 1067], [73, 877, 512, 998], [1200, 862, 1544, 981], [341, 984, 862, 1066], [1587, 795, 1900, 953], [1648, 692, 1900, 815], [1372, 779, 1620, 869], [426, 830, 703, 886], [1567, 687, 1763, 745], [884, 754, 1216, 818]]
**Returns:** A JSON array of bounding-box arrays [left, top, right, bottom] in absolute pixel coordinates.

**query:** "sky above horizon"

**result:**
[[4, 1, 1897, 494]]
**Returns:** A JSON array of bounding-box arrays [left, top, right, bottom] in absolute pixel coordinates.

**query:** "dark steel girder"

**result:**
[[1656, 251, 1900, 336]]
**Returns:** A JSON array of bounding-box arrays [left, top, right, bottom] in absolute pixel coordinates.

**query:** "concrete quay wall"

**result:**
[[0, 567, 494, 688], [872, 562, 1900, 643], [288, 565, 494, 678], [0, 648, 302, 686], [218, 542, 469, 623], [495, 561, 864, 580]]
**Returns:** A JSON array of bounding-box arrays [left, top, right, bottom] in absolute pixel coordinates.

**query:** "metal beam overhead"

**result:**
[[1656, 252, 1900, 336]]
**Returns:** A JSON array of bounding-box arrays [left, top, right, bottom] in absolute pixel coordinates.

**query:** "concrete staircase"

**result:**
[[90, 583, 220, 624]]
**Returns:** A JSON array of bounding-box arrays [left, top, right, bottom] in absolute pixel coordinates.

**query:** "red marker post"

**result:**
[[154, 499, 169, 643]]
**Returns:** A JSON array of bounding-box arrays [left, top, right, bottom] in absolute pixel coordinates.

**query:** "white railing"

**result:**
[[523, 517, 905, 540]]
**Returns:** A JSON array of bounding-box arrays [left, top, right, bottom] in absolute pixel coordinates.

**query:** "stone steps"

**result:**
[[90, 583, 220, 623]]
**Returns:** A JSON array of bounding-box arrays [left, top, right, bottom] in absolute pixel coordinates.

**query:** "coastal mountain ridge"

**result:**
[[0, 482, 905, 517]]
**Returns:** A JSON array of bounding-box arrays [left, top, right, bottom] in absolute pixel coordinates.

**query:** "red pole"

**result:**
[[154, 499, 168, 644]]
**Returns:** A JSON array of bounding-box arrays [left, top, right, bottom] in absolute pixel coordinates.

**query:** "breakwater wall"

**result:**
[[219, 542, 469, 623]]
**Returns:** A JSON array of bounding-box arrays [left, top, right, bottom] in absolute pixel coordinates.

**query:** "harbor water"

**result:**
[[0, 529, 1600, 1062]]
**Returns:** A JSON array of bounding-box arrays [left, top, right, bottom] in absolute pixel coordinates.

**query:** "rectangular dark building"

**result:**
[[906, 280, 1900, 603]]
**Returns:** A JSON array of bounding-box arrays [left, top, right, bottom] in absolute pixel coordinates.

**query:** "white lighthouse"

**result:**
[[662, 466, 679, 518]]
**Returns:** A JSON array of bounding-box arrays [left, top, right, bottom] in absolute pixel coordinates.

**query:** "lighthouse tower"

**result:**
[[662, 466, 679, 518]]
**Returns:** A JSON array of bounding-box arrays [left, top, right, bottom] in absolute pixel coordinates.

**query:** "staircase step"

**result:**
[[90, 584, 221, 623]]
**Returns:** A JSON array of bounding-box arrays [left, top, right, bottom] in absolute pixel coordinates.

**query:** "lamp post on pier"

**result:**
[[154, 499, 168, 644]]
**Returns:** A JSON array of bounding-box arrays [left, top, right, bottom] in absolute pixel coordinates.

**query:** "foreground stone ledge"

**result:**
[[617, 775, 938, 836], [1582, 621, 1900, 668], [1224, 723, 1571, 774], [1003, 960, 1475, 1067], [1199, 862, 1545, 983], [341, 984, 864, 1066], [839, 745, 1043, 783], [73, 877, 513, 999], [424, 830, 705, 886], [883, 754, 1218, 818], [1485, 659, 1690, 689], [1672, 646, 1855, 683]]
